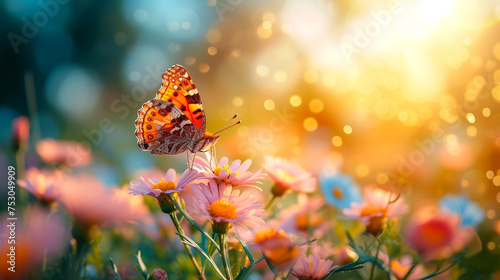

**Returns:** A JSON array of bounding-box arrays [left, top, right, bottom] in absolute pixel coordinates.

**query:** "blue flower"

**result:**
[[320, 172, 362, 209], [439, 194, 485, 227]]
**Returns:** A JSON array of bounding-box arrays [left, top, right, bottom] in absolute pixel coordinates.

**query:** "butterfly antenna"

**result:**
[[215, 114, 241, 135]]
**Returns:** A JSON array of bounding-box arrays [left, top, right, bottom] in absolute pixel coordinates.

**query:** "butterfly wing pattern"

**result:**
[[134, 65, 220, 168]]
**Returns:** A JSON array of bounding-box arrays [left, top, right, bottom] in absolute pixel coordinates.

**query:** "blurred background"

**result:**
[[1, 0, 500, 275]]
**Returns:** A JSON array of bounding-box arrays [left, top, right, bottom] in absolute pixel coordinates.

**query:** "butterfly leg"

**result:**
[[187, 150, 197, 170], [210, 147, 217, 168]]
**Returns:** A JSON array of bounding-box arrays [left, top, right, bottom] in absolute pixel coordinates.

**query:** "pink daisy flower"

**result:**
[[262, 155, 317, 196], [405, 207, 475, 260], [252, 226, 301, 267], [18, 167, 63, 203], [290, 254, 335, 280], [378, 253, 425, 280], [128, 168, 199, 213], [278, 194, 330, 239], [60, 173, 150, 226], [128, 168, 199, 197], [191, 179, 266, 236], [343, 186, 408, 235], [331, 246, 358, 266], [194, 154, 265, 188], [36, 138, 92, 168]]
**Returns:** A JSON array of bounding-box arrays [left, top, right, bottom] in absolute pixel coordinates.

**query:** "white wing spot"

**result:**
[[174, 85, 178, 89]]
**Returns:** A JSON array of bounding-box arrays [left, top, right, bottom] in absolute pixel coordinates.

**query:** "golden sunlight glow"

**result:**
[[332, 136, 342, 147], [493, 176, 500, 187], [493, 43, 500, 61], [309, 99, 324, 113], [237, 126, 249, 137], [264, 99, 275, 111], [486, 170, 494, 180], [466, 113, 476, 123], [198, 63, 210, 73], [377, 173, 388, 184], [231, 49, 241, 57], [206, 28, 221, 44], [257, 26, 272, 39], [304, 117, 318, 132], [343, 125, 352, 134], [322, 74, 336, 88], [356, 164, 370, 177], [262, 21, 272, 30], [208, 46, 217, 55], [486, 210, 496, 219], [232, 97, 243, 107], [290, 95, 302, 107], [483, 108, 491, 117], [492, 86, 500, 102], [274, 71, 287, 83], [467, 126, 477, 137], [184, 56, 196, 65], [303, 69, 318, 83], [256, 65, 269, 77]]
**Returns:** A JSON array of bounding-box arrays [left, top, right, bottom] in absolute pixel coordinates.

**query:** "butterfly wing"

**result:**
[[155, 64, 206, 134], [134, 100, 200, 155]]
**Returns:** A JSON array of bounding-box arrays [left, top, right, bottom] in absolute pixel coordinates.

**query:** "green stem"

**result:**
[[369, 240, 381, 280], [264, 195, 277, 211], [169, 213, 206, 280], [219, 234, 233, 280]]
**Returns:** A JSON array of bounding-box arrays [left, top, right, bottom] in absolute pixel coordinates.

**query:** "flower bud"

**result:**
[[149, 268, 168, 280], [12, 116, 30, 151], [157, 193, 177, 214]]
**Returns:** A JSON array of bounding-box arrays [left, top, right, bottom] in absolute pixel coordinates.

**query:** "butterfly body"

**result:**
[[134, 65, 219, 168]]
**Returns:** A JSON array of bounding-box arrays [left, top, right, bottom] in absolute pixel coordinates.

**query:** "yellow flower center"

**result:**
[[360, 206, 386, 217], [208, 200, 237, 219], [214, 165, 238, 177], [264, 244, 300, 266], [277, 169, 295, 182], [254, 228, 287, 244], [332, 187, 343, 199], [308, 261, 313, 276], [38, 185, 48, 195], [151, 179, 176, 192], [390, 260, 409, 277], [295, 215, 323, 231]]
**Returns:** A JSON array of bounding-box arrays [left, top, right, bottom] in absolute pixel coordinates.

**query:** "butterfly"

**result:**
[[134, 65, 220, 169]]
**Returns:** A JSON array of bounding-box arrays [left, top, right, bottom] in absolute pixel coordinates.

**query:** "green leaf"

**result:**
[[176, 232, 227, 280], [263, 254, 278, 277], [134, 251, 148, 280], [168, 194, 221, 252], [234, 235, 254, 263], [235, 256, 265, 280], [415, 249, 467, 280], [297, 238, 317, 247], [109, 258, 122, 280]]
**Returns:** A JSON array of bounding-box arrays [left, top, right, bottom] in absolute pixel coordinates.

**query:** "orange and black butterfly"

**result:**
[[134, 65, 220, 168]]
